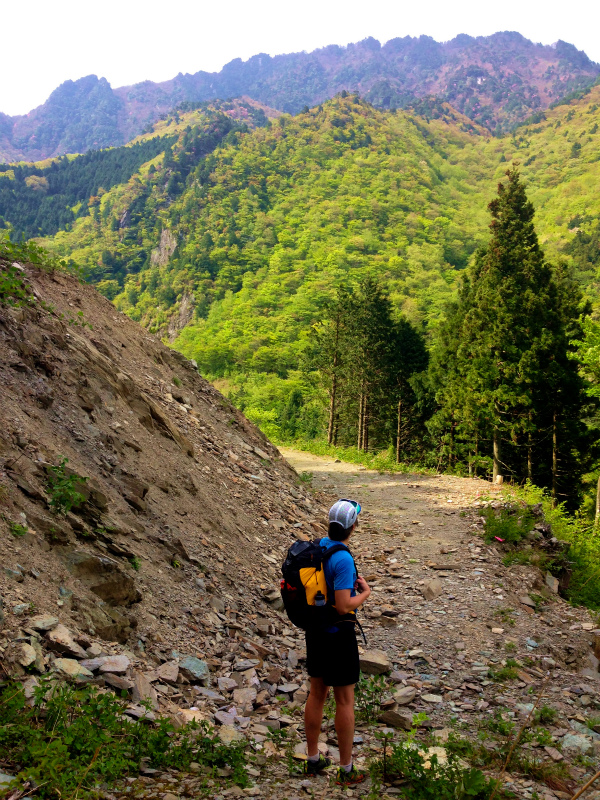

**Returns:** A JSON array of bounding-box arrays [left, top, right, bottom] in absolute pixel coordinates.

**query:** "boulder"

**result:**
[[360, 650, 392, 675], [233, 687, 257, 707], [46, 624, 88, 659], [156, 661, 179, 684], [29, 614, 59, 632], [378, 709, 413, 730], [179, 656, 210, 685], [131, 671, 159, 710], [53, 658, 94, 681], [218, 677, 238, 693], [99, 655, 131, 674], [0, 773, 14, 790], [79, 599, 137, 643], [17, 642, 37, 669], [545, 573, 559, 594], [422, 579, 443, 601], [562, 733, 592, 754], [393, 686, 417, 705], [219, 725, 244, 744], [104, 674, 133, 692]]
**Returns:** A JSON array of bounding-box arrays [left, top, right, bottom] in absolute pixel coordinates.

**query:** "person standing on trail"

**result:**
[[304, 499, 371, 786]]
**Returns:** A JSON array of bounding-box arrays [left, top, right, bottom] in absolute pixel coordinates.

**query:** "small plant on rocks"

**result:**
[[355, 673, 388, 723], [488, 659, 520, 683], [45, 457, 87, 516], [8, 520, 28, 537]]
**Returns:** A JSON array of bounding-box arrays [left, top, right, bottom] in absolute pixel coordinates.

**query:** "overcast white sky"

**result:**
[[2, 0, 599, 116]]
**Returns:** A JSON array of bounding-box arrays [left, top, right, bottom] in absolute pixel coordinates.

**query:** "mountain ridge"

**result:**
[[2, 31, 598, 161]]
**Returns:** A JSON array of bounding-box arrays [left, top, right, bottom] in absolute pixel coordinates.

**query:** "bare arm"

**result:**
[[335, 576, 371, 616]]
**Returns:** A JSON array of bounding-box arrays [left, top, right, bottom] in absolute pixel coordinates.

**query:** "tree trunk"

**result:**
[[363, 396, 369, 453], [396, 397, 402, 463], [527, 412, 533, 483], [493, 427, 501, 483], [552, 411, 558, 507], [327, 366, 337, 446], [596, 474, 600, 524], [474, 433, 479, 478], [327, 322, 340, 446], [357, 393, 363, 451]]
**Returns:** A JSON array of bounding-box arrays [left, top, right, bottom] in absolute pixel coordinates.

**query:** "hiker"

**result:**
[[304, 499, 371, 785]]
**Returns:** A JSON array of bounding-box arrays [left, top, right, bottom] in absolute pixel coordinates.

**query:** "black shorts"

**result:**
[[305, 624, 360, 687]]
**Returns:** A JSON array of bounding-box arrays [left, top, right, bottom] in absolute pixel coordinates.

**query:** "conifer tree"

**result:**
[[431, 166, 590, 503]]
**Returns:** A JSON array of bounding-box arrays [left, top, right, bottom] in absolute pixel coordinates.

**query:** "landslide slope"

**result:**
[[1, 31, 598, 160], [0, 256, 326, 673]]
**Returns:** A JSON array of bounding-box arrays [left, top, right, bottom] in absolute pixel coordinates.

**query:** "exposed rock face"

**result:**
[[1, 34, 598, 161], [59, 549, 142, 606]]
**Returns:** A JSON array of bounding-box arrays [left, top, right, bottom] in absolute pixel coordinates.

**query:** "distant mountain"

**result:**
[[2, 31, 599, 161]]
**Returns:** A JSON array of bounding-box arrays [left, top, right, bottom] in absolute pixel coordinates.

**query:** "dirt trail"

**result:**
[[279, 448, 600, 799]]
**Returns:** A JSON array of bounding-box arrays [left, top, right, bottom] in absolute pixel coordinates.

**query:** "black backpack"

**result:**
[[280, 539, 354, 630]]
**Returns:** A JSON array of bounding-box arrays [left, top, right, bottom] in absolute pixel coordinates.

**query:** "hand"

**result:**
[[355, 576, 371, 597]]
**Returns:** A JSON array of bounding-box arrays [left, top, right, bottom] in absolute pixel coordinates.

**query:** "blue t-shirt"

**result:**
[[320, 538, 357, 598]]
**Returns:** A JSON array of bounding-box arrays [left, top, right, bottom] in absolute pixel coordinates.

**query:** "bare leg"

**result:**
[[333, 684, 355, 765], [305, 676, 329, 757]]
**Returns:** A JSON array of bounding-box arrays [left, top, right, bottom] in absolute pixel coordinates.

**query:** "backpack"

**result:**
[[280, 539, 353, 630]]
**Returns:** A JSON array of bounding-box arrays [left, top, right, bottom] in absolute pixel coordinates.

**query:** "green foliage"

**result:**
[[497, 481, 600, 609], [429, 166, 591, 505], [172, 375, 182, 387], [297, 471, 313, 486], [0, 680, 250, 798], [129, 556, 141, 571], [45, 457, 87, 516], [355, 673, 388, 723], [488, 658, 520, 682], [368, 739, 498, 800], [482, 506, 535, 544], [534, 705, 558, 726], [25, 88, 600, 513], [8, 521, 28, 537], [0, 137, 174, 240]]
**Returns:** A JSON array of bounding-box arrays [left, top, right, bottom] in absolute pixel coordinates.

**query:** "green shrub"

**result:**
[[497, 483, 600, 609], [355, 673, 388, 723], [482, 506, 535, 544], [0, 680, 249, 798], [488, 658, 520, 682], [368, 739, 498, 800], [8, 521, 28, 537], [45, 457, 87, 516]]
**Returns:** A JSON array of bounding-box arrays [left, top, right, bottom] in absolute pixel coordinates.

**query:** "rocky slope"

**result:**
[[0, 259, 327, 735], [2, 32, 598, 160], [2, 261, 600, 799]]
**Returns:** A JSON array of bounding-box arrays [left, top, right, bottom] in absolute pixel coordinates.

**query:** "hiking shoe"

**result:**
[[304, 754, 332, 775], [335, 765, 366, 785]]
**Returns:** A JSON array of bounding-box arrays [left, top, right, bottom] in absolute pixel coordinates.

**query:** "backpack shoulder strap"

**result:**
[[321, 543, 350, 562]]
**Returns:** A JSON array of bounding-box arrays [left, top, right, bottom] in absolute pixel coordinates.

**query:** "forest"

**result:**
[[3, 88, 600, 511], [0, 136, 174, 239]]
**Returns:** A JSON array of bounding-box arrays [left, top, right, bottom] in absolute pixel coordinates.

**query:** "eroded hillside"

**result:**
[[0, 259, 327, 679]]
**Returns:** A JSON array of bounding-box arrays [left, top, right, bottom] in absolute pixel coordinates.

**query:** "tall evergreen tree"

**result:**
[[430, 166, 590, 504]]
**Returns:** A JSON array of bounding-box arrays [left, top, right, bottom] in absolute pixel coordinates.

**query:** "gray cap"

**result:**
[[328, 500, 359, 530]]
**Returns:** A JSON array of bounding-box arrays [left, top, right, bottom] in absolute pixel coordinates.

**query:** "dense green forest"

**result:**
[[10, 86, 599, 508], [0, 137, 174, 239]]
